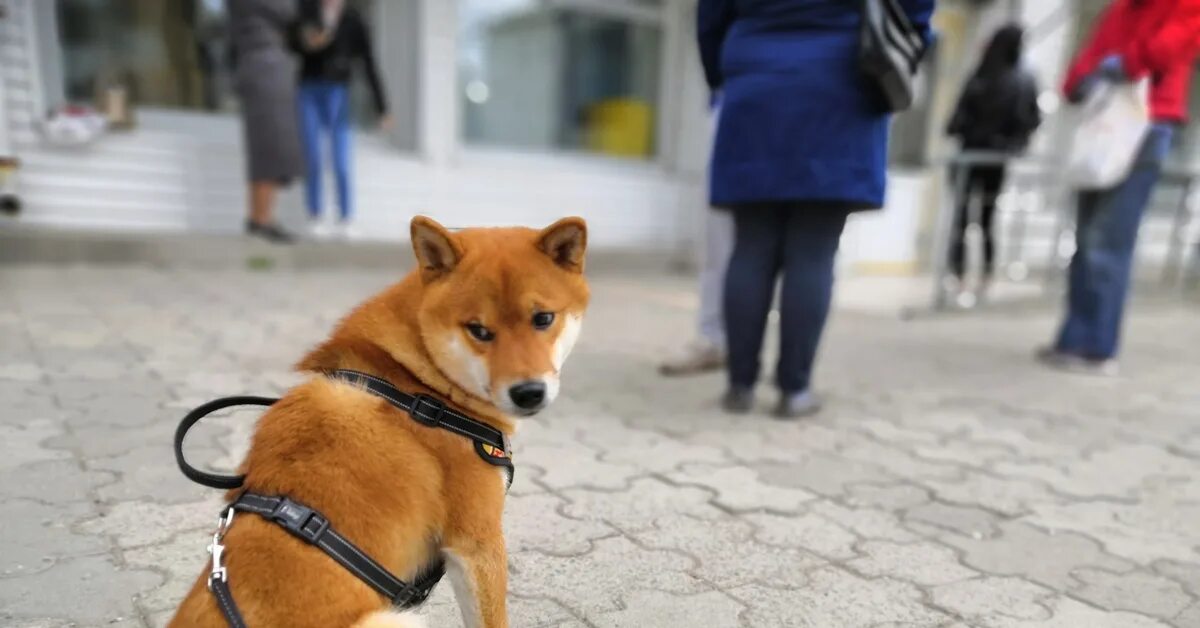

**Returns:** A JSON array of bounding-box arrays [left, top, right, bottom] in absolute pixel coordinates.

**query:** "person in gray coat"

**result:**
[[226, 0, 305, 243]]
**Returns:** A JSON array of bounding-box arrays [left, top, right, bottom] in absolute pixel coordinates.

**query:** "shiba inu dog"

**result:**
[[170, 216, 589, 628]]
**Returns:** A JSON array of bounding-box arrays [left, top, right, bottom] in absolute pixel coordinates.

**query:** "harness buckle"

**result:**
[[270, 497, 330, 544], [408, 394, 446, 427]]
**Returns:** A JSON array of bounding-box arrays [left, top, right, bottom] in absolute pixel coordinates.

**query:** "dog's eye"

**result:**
[[466, 323, 495, 342], [532, 312, 555, 330]]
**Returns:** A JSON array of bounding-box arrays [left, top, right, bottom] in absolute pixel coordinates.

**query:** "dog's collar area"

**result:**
[[328, 369, 515, 485], [173, 371, 515, 494]]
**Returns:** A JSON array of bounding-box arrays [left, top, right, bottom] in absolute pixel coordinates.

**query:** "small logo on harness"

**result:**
[[279, 503, 304, 524], [480, 443, 509, 459]]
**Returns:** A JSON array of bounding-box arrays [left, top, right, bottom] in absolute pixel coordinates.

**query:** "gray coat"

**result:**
[[227, 0, 304, 182]]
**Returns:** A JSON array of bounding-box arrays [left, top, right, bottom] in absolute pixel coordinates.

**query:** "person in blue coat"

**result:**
[[700, 0, 935, 417]]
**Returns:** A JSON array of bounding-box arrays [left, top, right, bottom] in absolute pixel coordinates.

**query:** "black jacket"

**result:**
[[947, 25, 1041, 152], [295, 3, 387, 115]]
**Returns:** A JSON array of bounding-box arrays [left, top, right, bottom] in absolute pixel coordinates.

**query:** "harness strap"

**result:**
[[174, 374, 514, 492], [231, 493, 445, 607], [329, 369, 515, 488], [173, 370, 512, 626]]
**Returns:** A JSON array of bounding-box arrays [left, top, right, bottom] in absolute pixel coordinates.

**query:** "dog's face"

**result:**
[[410, 216, 590, 417]]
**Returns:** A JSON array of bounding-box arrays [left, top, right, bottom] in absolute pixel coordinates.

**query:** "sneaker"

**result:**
[[942, 275, 962, 295], [308, 218, 335, 241], [975, 276, 993, 305], [659, 340, 726, 376], [721, 386, 755, 414], [775, 390, 822, 419], [1035, 346, 1119, 376], [335, 220, 362, 241], [245, 220, 295, 244]]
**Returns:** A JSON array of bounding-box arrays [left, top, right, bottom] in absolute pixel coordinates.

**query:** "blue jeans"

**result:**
[[299, 80, 352, 220], [1055, 123, 1175, 360], [724, 206, 849, 393]]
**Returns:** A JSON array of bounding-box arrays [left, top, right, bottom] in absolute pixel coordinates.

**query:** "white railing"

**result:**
[[925, 150, 1199, 312]]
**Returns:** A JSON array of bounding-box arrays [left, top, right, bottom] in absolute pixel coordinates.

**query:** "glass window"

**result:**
[[458, 0, 663, 160], [57, 0, 237, 113], [54, 0, 382, 128]]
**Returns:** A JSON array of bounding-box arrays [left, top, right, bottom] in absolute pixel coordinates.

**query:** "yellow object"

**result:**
[[585, 99, 653, 158], [852, 260, 919, 276]]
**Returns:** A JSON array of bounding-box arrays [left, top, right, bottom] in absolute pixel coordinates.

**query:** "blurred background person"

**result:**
[[227, 0, 305, 243], [945, 24, 1041, 301], [1039, 0, 1200, 375], [700, 0, 934, 418], [660, 95, 731, 378], [659, 207, 733, 376], [296, 0, 390, 240]]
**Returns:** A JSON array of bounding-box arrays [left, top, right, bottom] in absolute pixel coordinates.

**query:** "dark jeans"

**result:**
[[949, 164, 1006, 278], [723, 205, 849, 394], [1055, 123, 1175, 360]]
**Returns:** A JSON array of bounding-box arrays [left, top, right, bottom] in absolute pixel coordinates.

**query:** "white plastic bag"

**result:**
[[1066, 79, 1150, 190]]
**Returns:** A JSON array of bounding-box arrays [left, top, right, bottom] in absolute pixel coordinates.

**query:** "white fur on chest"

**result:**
[[443, 549, 482, 628]]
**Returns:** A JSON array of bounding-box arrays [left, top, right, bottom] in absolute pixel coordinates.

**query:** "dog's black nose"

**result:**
[[509, 381, 546, 410]]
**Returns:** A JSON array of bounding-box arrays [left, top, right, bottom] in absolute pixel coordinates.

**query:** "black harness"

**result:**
[[174, 369, 514, 627]]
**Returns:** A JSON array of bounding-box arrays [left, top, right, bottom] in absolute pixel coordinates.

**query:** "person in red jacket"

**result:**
[[1039, 0, 1200, 374]]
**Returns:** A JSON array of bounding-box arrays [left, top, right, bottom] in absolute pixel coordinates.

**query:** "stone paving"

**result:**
[[1, 264, 1198, 627]]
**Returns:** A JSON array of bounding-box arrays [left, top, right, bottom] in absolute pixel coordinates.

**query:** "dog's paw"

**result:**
[[352, 610, 427, 628]]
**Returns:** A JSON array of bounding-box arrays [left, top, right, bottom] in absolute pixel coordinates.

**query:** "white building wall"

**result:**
[[5, 0, 1089, 275], [1, 0, 40, 150], [4, 0, 704, 250]]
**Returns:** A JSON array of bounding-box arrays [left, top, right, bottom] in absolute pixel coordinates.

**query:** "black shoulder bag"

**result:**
[[859, 0, 928, 113]]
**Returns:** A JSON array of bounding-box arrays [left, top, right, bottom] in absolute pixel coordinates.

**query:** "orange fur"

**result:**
[[169, 217, 589, 628]]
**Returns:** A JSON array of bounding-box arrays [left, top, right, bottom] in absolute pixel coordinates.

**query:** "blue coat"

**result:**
[[699, 0, 935, 209]]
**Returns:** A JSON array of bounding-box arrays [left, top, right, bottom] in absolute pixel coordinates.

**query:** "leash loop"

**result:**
[[175, 396, 277, 490]]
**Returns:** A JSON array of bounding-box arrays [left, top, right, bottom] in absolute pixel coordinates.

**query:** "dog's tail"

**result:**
[[352, 610, 427, 628]]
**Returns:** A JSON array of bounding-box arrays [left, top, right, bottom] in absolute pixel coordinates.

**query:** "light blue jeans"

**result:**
[[698, 207, 734, 348], [298, 80, 352, 220]]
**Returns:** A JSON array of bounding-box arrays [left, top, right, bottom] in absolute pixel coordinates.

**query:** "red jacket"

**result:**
[[1064, 0, 1200, 122]]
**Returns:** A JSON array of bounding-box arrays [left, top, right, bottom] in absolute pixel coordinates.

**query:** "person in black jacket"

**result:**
[[296, 0, 389, 239], [946, 24, 1041, 293]]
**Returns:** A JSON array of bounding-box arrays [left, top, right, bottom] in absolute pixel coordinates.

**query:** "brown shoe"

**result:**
[[659, 341, 726, 377]]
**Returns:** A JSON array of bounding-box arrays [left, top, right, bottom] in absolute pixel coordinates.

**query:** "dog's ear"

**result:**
[[411, 216, 461, 282], [538, 217, 587, 273]]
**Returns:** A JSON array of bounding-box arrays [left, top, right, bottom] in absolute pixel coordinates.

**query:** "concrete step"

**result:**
[[0, 223, 673, 273]]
